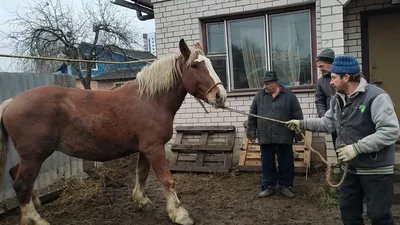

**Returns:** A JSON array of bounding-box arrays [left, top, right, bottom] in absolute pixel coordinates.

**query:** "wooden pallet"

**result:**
[[168, 126, 235, 173], [237, 131, 313, 175]]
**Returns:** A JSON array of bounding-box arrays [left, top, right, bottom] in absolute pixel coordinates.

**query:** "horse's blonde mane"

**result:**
[[136, 46, 204, 99]]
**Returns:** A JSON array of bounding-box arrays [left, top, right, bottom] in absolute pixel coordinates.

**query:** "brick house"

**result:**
[[116, 0, 400, 166]]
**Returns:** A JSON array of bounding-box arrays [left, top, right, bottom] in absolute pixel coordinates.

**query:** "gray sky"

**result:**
[[0, 0, 155, 72]]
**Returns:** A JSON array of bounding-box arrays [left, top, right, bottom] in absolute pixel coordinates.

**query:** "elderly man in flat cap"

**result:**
[[246, 71, 303, 199]]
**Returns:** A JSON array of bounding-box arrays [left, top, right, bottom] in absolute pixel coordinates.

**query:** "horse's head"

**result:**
[[177, 39, 227, 109]]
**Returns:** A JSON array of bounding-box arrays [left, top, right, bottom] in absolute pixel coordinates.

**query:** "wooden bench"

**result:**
[[168, 126, 235, 173], [237, 131, 313, 176]]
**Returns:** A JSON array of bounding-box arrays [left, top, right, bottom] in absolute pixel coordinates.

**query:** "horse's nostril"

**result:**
[[216, 92, 221, 101]]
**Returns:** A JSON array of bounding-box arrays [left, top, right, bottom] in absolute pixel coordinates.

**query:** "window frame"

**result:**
[[201, 3, 317, 92]]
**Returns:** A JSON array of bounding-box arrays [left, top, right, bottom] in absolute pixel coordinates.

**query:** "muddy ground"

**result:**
[[1, 154, 399, 225]]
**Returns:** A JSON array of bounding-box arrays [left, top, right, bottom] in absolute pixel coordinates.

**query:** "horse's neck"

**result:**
[[155, 80, 187, 116]]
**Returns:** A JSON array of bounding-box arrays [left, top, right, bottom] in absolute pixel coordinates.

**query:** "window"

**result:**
[[80, 63, 98, 72], [206, 22, 228, 89], [203, 8, 314, 91]]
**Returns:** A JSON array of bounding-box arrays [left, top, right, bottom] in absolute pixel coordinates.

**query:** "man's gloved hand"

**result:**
[[286, 120, 300, 131], [337, 145, 358, 162]]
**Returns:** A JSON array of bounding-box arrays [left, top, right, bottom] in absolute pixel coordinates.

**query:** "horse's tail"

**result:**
[[0, 98, 13, 181]]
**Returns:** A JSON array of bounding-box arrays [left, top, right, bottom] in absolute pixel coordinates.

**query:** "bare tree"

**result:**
[[1, 0, 142, 89]]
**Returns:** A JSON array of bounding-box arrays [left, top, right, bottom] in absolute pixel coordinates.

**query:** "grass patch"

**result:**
[[316, 184, 339, 208], [308, 171, 340, 209]]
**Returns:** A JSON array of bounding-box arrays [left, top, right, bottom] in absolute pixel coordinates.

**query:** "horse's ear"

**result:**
[[179, 39, 191, 60], [194, 42, 202, 50]]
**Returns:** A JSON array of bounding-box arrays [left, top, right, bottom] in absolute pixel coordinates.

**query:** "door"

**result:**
[[368, 10, 400, 118]]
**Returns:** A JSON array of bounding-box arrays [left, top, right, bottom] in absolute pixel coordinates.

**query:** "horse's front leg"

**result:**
[[132, 152, 153, 209], [144, 145, 193, 225]]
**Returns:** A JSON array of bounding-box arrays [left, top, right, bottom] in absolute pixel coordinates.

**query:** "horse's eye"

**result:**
[[191, 64, 197, 69]]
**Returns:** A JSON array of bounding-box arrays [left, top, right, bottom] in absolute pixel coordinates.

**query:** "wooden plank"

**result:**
[[177, 154, 197, 162], [247, 145, 260, 151], [293, 145, 306, 151], [241, 135, 249, 150], [175, 126, 235, 134], [224, 132, 235, 169], [245, 160, 262, 166], [170, 144, 233, 152], [294, 161, 306, 168], [237, 166, 308, 174], [169, 132, 183, 166], [170, 165, 230, 173], [204, 155, 225, 162], [196, 132, 208, 166], [238, 151, 247, 166], [293, 152, 305, 160], [175, 154, 226, 163], [246, 152, 261, 159]]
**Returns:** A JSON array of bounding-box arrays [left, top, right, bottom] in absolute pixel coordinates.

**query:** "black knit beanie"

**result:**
[[316, 48, 335, 64]]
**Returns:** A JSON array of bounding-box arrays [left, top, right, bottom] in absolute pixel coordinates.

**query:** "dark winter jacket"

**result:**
[[302, 78, 400, 175], [246, 86, 304, 145], [315, 74, 335, 118]]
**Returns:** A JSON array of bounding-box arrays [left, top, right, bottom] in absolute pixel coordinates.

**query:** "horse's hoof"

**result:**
[[132, 195, 154, 210], [37, 219, 50, 225], [20, 218, 50, 225], [170, 207, 194, 225], [175, 216, 194, 225]]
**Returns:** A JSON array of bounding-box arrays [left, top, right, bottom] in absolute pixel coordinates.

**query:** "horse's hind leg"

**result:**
[[144, 145, 193, 225], [12, 160, 50, 225], [132, 152, 153, 209], [9, 164, 41, 209]]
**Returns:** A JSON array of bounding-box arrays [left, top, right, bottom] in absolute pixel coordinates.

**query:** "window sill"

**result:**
[[226, 84, 316, 97]]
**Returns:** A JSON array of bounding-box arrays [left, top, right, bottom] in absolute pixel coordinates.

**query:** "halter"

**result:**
[[203, 82, 223, 100]]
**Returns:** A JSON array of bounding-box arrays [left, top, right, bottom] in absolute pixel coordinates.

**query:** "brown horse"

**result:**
[[0, 39, 227, 225]]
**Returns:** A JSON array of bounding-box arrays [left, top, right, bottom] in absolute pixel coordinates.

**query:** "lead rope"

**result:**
[[221, 107, 348, 188]]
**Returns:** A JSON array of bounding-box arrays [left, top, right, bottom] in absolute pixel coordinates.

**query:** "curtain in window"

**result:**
[[241, 34, 265, 88], [228, 17, 266, 90], [270, 14, 302, 86]]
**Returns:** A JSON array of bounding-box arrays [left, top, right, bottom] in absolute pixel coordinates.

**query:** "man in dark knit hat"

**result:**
[[287, 55, 399, 225], [246, 71, 303, 199], [315, 48, 344, 188], [315, 49, 338, 146], [315, 48, 336, 118]]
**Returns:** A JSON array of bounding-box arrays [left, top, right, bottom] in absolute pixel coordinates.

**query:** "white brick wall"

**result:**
[[150, 0, 353, 164], [343, 0, 396, 67], [319, 0, 345, 55]]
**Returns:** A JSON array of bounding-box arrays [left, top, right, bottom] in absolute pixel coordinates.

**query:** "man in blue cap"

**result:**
[[246, 71, 303, 199], [286, 55, 399, 225]]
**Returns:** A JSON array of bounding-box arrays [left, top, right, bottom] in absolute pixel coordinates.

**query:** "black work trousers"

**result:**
[[339, 173, 395, 225]]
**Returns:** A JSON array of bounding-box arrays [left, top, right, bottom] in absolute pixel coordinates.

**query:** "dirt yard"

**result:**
[[1, 154, 399, 225]]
